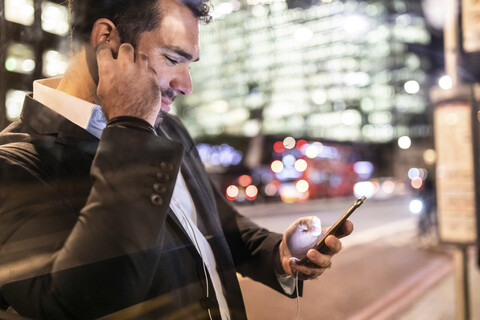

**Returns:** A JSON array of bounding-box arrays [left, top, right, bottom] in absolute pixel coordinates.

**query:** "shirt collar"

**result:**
[[33, 78, 106, 138]]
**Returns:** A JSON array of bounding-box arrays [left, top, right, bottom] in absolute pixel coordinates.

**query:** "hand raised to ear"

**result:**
[[96, 43, 161, 126]]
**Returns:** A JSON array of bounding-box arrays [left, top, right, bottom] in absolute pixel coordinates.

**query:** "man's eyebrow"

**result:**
[[165, 45, 199, 62]]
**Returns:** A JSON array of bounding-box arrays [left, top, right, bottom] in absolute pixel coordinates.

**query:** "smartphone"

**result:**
[[298, 196, 366, 266]]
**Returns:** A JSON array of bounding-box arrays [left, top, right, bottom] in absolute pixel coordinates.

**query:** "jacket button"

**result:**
[[150, 194, 163, 206], [153, 183, 167, 193], [160, 161, 174, 171], [156, 172, 170, 182]]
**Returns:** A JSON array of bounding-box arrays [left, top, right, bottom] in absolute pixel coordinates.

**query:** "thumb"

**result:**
[[301, 216, 322, 236], [286, 216, 322, 259]]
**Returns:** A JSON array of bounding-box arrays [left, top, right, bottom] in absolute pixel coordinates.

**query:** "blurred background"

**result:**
[[0, 0, 444, 205], [1, 0, 479, 319]]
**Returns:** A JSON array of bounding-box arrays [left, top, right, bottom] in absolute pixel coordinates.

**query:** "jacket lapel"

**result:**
[[158, 116, 247, 319]]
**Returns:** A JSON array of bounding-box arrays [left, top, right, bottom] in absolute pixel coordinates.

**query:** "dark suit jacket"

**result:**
[[0, 96, 298, 319]]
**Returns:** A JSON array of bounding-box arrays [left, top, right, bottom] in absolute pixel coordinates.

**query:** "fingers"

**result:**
[[289, 256, 331, 280], [336, 220, 354, 238], [289, 238, 340, 280], [131, 48, 158, 79], [136, 51, 150, 69], [306, 248, 335, 265], [96, 43, 114, 70], [323, 235, 342, 254], [117, 43, 135, 62], [95, 41, 160, 126]]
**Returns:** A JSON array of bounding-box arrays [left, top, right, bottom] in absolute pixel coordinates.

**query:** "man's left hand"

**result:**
[[276, 216, 353, 281]]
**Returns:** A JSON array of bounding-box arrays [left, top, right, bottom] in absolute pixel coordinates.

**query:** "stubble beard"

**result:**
[[155, 88, 175, 127], [155, 109, 168, 127]]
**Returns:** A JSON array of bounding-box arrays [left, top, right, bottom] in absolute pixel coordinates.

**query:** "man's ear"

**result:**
[[86, 18, 121, 88], [90, 18, 121, 51]]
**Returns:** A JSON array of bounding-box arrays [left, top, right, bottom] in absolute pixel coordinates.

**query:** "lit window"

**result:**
[[5, 0, 34, 26], [5, 43, 35, 75], [41, 2, 69, 35], [43, 50, 69, 77], [6, 90, 27, 121]]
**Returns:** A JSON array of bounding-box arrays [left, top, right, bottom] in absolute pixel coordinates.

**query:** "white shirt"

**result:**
[[33, 78, 231, 320]]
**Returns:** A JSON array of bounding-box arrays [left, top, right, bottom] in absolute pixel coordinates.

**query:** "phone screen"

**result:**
[[298, 196, 366, 266]]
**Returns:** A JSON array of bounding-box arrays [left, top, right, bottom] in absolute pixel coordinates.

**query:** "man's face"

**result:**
[[135, 0, 200, 119]]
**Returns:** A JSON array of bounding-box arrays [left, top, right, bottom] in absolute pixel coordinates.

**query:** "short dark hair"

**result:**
[[68, 0, 212, 50]]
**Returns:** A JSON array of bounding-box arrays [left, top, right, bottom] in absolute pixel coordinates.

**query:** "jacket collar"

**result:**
[[22, 94, 98, 142]]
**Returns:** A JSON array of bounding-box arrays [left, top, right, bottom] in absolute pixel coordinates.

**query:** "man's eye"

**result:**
[[165, 56, 178, 65]]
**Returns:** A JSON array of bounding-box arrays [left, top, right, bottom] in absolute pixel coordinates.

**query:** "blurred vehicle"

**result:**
[[353, 177, 406, 200], [264, 138, 364, 203]]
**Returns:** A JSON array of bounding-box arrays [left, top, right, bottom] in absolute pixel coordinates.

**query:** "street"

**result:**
[[235, 195, 454, 320]]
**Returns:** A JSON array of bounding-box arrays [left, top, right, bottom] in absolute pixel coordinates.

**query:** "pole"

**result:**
[[445, 0, 460, 86], [454, 246, 470, 320], [444, 1, 470, 319]]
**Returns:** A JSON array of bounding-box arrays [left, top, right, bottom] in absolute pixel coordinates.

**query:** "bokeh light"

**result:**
[[282, 154, 296, 167], [296, 180, 309, 193], [238, 175, 252, 187], [404, 80, 420, 94], [245, 185, 258, 200], [226, 185, 239, 200], [354, 181, 375, 199], [423, 149, 437, 165], [296, 139, 308, 151], [411, 177, 423, 189], [382, 180, 395, 194], [271, 160, 284, 173], [283, 137, 296, 149], [439, 75, 453, 90], [408, 167, 420, 180], [294, 159, 308, 172], [274, 141, 285, 153], [409, 199, 423, 214], [398, 136, 412, 149]]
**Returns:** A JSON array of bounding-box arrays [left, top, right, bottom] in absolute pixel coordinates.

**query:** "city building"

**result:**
[[0, 0, 70, 129], [176, 0, 435, 144]]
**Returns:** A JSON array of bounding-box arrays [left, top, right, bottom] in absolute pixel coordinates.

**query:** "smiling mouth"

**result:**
[[161, 89, 176, 112], [161, 98, 172, 112]]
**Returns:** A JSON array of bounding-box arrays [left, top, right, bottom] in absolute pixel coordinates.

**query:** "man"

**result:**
[[0, 0, 353, 319]]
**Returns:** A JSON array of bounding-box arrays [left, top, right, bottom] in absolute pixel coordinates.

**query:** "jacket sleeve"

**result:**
[[0, 126, 183, 319]]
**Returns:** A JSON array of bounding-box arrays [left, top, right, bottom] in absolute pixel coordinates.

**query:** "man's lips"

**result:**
[[161, 98, 172, 112]]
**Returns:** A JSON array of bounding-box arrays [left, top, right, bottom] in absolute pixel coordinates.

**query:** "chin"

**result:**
[[155, 110, 168, 126]]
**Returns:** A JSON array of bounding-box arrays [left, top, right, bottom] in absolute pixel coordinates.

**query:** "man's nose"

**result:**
[[171, 66, 193, 96]]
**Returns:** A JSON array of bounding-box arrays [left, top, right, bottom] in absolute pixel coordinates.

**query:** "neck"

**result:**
[[57, 46, 100, 105]]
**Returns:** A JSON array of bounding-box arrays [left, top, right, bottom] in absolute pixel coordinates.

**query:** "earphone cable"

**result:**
[[173, 199, 213, 320]]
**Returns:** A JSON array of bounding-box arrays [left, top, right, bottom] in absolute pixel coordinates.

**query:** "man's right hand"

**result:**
[[96, 43, 161, 126]]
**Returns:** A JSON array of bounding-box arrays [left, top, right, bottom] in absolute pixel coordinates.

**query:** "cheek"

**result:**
[[149, 61, 170, 85]]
